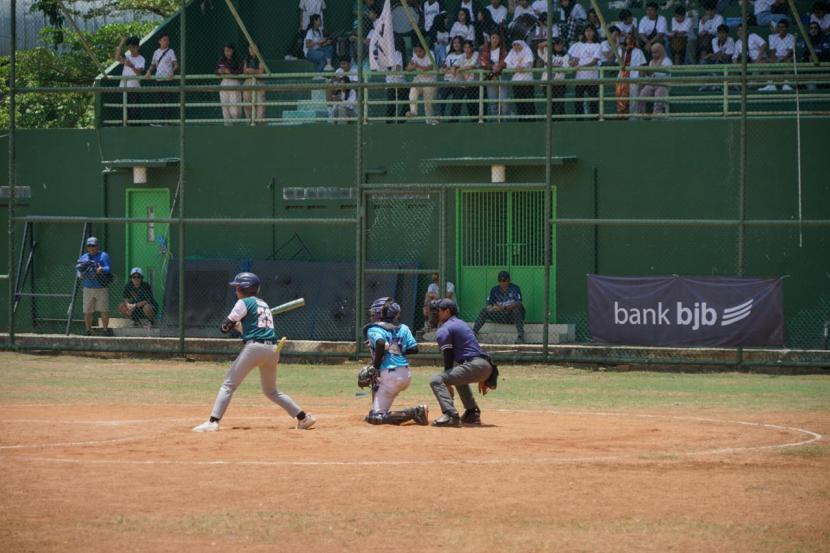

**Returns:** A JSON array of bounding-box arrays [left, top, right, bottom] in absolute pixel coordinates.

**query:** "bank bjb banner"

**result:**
[[588, 275, 784, 347]]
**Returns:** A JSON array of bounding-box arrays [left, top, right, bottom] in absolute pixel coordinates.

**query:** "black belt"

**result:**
[[245, 339, 275, 345], [460, 356, 489, 364]]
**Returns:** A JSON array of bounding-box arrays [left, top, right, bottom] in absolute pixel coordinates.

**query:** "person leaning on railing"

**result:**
[[242, 43, 265, 124], [455, 39, 481, 120], [216, 42, 243, 125], [538, 37, 570, 118], [638, 43, 672, 117], [406, 43, 438, 124], [479, 30, 509, 117], [114, 36, 146, 125], [144, 33, 179, 124], [616, 32, 646, 116], [568, 25, 602, 117], [504, 39, 536, 121], [439, 36, 466, 121]]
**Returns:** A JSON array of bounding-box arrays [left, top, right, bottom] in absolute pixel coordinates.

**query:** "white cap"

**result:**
[[130, 267, 143, 277], [86, 236, 99, 246]]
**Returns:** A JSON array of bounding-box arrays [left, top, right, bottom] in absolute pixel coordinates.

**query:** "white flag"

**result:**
[[369, 0, 396, 71]]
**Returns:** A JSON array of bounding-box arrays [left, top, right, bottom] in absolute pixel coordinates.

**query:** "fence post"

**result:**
[[543, 0, 554, 359], [8, 0, 17, 346], [177, 0, 187, 355], [598, 67, 605, 121], [478, 72, 484, 123], [354, 0, 365, 359], [722, 66, 728, 117]]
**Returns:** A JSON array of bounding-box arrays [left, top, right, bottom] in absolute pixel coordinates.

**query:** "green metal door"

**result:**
[[456, 189, 555, 322], [126, 189, 170, 317]]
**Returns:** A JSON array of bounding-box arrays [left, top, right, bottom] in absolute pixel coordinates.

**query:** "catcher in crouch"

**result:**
[[358, 297, 429, 426]]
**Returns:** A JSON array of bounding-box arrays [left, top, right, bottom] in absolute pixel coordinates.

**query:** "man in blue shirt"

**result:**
[[429, 299, 498, 427], [75, 236, 113, 336], [472, 270, 526, 343]]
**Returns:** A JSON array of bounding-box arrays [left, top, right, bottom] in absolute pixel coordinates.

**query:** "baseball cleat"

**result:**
[[192, 420, 219, 433], [461, 408, 481, 425], [413, 404, 429, 426], [297, 413, 316, 430], [431, 412, 461, 427]]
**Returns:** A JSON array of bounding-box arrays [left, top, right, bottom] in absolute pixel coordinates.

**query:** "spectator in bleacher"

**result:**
[[568, 25, 602, 117], [587, 9, 606, 41], [216, 43, 243, 125], [812, 2, 830, 33], [513, 0, 534, 21], [451, 8, 477, 43], [432, 12, 451, 67], [638, 2, 667, 57], [767, 19, 795, 63], [669, 6, 692, 65], [480, 30, 510, 116], [733, 23, 768, 64], [754, 0, 789, 29], [703, 24, 736, 64], [114, 36, 145, 124], [299, 0, 326, 32], [638, 43, 672, 116], [505, 39, 536, 120], [422, 272, 455, 331], [76, 237, 113, 336], [423, 0, 442, 35], [472, 271, 525, 343], [406, 43, 438, 124], [531, 0, 548, 18], [242, 43, 265, 125], [304, 14, 335, 73], [538, 37, 570, 118], [487, 0, 509, 25], [327, 57, 358, 123], [476, 8, 499, 47], [118, 267, 157, 328], [803, 21, 830, 62], [697, 2, 724, 63], [439, 36, 466, 119], [460, 0, 477, 22], [457, 40, 482, 119], [615, 9, 638, 39], [616, 32, 646, 115], [144, 33, 178, 123], [385, 40, 407, 123], [557, 0, 588, 46], [600, 25, 621, 66]]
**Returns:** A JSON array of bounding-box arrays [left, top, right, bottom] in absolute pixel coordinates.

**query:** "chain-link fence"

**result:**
[[4, 0, 830, 367]]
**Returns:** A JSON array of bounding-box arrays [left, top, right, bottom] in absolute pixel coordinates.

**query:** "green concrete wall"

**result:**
[[2, 119, 829, 346]]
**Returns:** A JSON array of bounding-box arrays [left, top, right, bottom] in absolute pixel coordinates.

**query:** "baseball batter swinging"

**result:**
[[359, 297, 428, 426], [192, 272, 316, 432]]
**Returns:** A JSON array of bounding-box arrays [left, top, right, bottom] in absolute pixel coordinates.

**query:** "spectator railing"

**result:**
[[95, 63, 830, 127]]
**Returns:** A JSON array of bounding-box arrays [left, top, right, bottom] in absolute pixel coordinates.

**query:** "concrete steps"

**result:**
[[422, 322, 576, 345]]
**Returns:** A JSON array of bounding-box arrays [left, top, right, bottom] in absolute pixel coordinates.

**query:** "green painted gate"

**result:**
[[455, 189, 555, 322], [125, 188, 170, 316]]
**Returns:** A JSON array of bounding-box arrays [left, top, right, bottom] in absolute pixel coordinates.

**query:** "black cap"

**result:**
[[497, 270, 510, 281]]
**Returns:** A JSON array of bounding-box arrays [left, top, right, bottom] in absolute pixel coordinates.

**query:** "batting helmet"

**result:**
[[369, 297, 401, 323], [228, 272, 261, 293]]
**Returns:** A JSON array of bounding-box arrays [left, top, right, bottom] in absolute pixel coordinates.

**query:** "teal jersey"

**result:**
[[365, 323, 417, 370], [228, 296, 276, 341]]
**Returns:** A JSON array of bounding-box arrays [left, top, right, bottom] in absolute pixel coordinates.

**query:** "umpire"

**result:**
[[429, 299, 498, 427]]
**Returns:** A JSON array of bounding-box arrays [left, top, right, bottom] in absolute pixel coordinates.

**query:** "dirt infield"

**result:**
[[0, 355, 829, 552]]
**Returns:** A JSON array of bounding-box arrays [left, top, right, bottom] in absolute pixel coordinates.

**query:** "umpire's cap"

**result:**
[[432, 298, 458, 315], [229, 272, 260, 292]]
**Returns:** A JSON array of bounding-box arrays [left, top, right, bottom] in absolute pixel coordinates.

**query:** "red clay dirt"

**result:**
[[1, 402, 829, 553]]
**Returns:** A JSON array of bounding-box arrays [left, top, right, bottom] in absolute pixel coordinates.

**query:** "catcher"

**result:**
[[358, 297, 429, 426]]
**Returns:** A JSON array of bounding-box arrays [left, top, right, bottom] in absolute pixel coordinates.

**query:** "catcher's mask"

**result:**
[[369, 297, 401, 323]]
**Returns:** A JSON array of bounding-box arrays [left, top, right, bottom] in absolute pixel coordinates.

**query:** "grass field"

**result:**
[[1, 352, 828, 552]]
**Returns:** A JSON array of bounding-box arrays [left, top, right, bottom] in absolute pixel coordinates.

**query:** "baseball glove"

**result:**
[[357, 364, 379, 389]]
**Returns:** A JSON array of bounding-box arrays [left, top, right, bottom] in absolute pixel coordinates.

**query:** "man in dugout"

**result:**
[[472, 270, 526, 343]]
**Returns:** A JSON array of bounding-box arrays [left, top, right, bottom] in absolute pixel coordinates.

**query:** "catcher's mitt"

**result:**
[[357, 364, 379, 389]]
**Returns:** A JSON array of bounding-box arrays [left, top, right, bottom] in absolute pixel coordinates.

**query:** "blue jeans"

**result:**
[[306, 45, 334, 72]]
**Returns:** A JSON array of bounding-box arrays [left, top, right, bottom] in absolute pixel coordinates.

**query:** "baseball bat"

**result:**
[[270, 297, 305, 316]]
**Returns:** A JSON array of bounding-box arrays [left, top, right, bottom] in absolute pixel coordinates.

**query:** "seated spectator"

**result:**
[[733, 24, 768, 64], [703, 24, 735, 64], [587, 9, 606, 40], [600, 25, 622, 66], [242, 43, 265, 125], [638, 2, 667, 57], [118, 267, 158, 327], [304, 13, 335, 72], [669, 6, 692, 65], [538, 38, 570, 118], [531, 0, 549, 19], [422, 272, 456, 330], [768, 19, 795, 63], [439, 36, 466, 119], [406, 43, 438, 124], [803, 21, 830, 62], [513, 0, 534, 21], [327, 57, 358, 123], [473, 271, 525, 343], [812, 2, 830, 33], [476, 8, 499, 47], [486, 0, 508, 25], [616, 32, 646, 115], [614, 9, 638, 38], [638, 43, 672, 116], [299, 0, 326, 32], [754, 0, 789, 29], [557, 0, 588, 46], [456, 40, 482, 119], [451, 8, 477, 43], [114, 36, 145, 124], [480, 31, 509, 117], [568, 25, 602, 117], [216, 42, 242, 125], [697, 1, 724, 63], [505, 39, 535, 120]]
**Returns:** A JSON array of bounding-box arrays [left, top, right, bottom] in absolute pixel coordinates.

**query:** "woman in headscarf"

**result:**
[[504, 39, 536, 120]]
